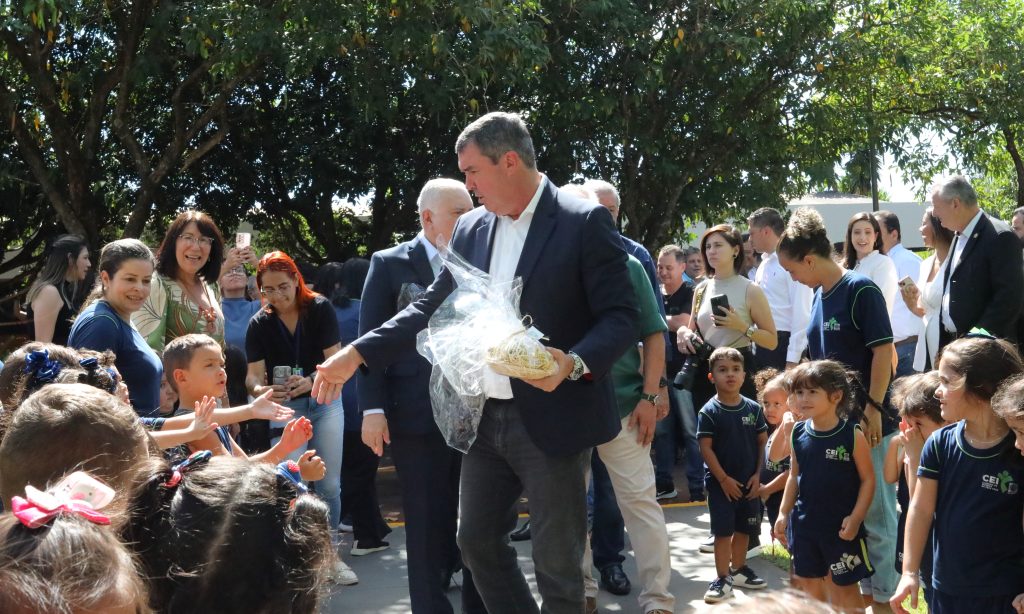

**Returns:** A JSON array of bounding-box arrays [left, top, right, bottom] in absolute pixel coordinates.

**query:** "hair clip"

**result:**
[[275, 460, 308, 494], [164, 450, 213, 488], [78, 357, 118, 395], [10, 471, 114, 529], [24, 350, 62, 389], [965, 327, 996, 340]]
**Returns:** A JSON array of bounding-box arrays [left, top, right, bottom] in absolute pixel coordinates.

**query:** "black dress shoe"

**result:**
[[598, 564, 632, 596], [510, 519, 531, 541]]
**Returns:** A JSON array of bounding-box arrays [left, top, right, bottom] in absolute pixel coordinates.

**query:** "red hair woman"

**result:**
[[242, 251, 356, 584]]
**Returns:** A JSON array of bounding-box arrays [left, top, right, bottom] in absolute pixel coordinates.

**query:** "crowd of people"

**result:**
[[0, 110, 1023, 614]]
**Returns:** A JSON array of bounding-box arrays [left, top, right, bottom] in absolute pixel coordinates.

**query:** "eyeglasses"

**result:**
[[260, 282, 294, 297], [178, 233, 214, 248]]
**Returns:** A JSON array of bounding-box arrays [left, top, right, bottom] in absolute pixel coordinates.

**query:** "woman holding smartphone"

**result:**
[[243, 250, 347, 573], [675, 224, 778, 412], [900, 208, 955, 371]]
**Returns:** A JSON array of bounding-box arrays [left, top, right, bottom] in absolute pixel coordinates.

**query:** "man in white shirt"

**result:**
[[747, 208, 813, 370], [314, 112, 639, 614], [932, 176, 1024, 351], [874, 210, 923, 377]]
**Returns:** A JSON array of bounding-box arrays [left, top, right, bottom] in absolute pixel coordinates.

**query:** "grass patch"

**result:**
[[758, 542, 929, 612]]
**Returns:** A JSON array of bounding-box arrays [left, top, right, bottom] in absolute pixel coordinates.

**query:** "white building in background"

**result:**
[[685, 191, 927, 251]]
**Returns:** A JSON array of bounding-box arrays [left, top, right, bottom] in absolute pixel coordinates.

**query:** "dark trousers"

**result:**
[[590, 450, 625, 571], [459, 399, 590, 614], [391, 428, 484, 614], [341, 430, 391, 544], [754, 330, 791, 372]]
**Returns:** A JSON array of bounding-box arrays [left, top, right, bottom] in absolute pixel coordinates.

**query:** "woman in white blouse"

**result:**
[[899, 208, 955, 371], [843, 212, 898, 314]]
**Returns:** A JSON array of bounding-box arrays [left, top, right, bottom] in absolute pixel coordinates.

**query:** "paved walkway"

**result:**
[[323, 502, 790, 613]]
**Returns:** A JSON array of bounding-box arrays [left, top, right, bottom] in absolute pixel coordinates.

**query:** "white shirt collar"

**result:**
[[505, 176, 546, 223], [417, 231, 440, 261], [959, 208, 985, 241]]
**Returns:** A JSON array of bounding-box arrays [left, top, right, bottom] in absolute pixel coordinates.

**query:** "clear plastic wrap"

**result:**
[[416, 247, 556, 452]]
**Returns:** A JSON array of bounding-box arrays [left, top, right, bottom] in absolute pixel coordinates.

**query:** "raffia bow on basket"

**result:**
[[485, 315, 558, 380]]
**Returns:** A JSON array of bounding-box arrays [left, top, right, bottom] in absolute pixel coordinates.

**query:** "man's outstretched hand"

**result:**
[[312, 346, 365, 404]]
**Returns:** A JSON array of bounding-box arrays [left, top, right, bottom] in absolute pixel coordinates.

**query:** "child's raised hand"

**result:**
[[719, 475, 744, 501], [903, 424, 925, 461], [773, 516, 788, 547], [1012, 593, 1024, 614], [251, 389, 294, 421], [745, 473, 760, 500], [277, 417, 313, 456], [838, 514, 861, 541], [297, 449, 326, 482], [781, 412, 796, 434], [189, 396, 219, 437]]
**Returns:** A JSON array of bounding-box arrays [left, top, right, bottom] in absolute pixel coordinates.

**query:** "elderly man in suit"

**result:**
[[931, 176, 1023, 351], [314, 112, 638, 614], [358, 178, 480, 613]]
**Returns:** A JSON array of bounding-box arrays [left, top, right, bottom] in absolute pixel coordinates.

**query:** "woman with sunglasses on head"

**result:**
[[243, 251, 349, 578], [134, 211, 235, 351], [26, 235, 91, 344]]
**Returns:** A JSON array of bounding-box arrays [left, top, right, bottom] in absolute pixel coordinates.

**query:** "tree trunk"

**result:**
[[1003, 127, 1024, 210]]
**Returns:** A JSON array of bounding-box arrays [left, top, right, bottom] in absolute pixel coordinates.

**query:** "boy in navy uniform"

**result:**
[[697, 347, 768, 603]]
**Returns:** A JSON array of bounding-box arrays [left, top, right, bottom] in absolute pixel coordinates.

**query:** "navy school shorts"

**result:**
[[790, 529, 873, 586], [708, 484, 761, 538]]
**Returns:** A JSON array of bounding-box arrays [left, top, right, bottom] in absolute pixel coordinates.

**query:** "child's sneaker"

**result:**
[[730, 565, 767, 589], [703, 576, 733, 603], [330, 559, 359, 585], [698, 535, 715, 553]]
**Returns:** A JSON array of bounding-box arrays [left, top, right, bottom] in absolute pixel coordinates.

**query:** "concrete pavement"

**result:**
[[323, 502, 791, 613]]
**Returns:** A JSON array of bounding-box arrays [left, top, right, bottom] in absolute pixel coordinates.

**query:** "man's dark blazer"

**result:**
[[944, 211, 1024, 342], [352, 179, 639, 456], [356, 238, 438, 434]]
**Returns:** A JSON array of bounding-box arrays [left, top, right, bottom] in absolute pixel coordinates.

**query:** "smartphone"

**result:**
[[898, 275, 917, 290], [709, 293, 730, 316], [235, 232, 251, 249], [272, 365, 291, 387]]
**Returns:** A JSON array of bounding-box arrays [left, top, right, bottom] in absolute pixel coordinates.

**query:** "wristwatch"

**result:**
[[744, 325, 756, 339], [640, 392, 660, 405], [567, 351, 585, 381]]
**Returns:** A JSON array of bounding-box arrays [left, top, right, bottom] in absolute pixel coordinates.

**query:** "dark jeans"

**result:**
[[459, 399, 590, 614], [754, 331, 791, 372], [654, 386, 703, 493], [590, 450, 625, 571], [894, 341, 918, 379], [341, 430, 391, 544]]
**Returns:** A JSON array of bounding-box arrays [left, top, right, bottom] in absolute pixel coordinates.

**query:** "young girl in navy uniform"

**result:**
[[775, 360, 875, 611], [993, 373, 1024, 614], [890, 336, 1024, 614], [884, 371, 947, 610], [755, 369, 791, 538]]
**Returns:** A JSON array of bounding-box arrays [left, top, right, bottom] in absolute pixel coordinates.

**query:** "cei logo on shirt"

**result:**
[[825, 445, 851, 462], [981, 471, 1018, 494], [742, 413, 758, 426], [823, 317, 841, 332]]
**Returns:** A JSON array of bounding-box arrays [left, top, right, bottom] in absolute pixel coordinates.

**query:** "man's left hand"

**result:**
[[628, 401, 657, 446], [522, 346, 573, 392]]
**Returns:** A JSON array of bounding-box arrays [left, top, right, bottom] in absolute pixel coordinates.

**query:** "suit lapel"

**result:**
[[514, 182, 558, 285], [407, 241, 436, 285], [954, 212, 990, 271]]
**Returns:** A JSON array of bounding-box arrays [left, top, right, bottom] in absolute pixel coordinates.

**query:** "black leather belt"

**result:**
[[894, 336, 918, 348]]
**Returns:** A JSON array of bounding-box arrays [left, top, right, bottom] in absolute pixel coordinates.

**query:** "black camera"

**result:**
[[673, 336, 713, 390]]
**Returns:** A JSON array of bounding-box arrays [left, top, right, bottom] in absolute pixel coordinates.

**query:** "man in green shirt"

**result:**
[[583, 254, 675, 614]]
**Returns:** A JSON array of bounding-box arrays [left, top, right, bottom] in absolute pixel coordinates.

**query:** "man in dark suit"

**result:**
[[314, 112, 638, 614], [932, 175, 1024, 350], [358, 178, 480, 613]]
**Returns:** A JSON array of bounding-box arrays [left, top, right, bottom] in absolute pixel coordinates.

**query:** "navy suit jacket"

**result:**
[[944, 212, 1023, 342], [356, 238, 438, 435], [352, 179, 639, 456]]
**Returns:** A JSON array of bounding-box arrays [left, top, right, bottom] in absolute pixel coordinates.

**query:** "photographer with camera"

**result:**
[[675, 224, 777, 420]]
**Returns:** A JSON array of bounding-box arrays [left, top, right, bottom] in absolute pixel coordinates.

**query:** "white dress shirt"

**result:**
[[480, 177, 546, 400], [914, 254, 947, 371], [753, 250, 813, 363], [854, 250, 898, 315], [886, 243, 924, 342], [941, 208, 985, 333]]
